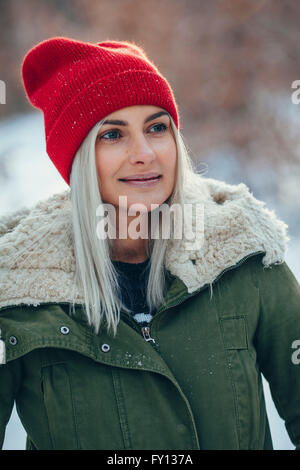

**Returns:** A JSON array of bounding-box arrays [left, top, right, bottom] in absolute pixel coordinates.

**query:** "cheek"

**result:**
[[95, 149, 118, 181], [164, 139, 177, 172]]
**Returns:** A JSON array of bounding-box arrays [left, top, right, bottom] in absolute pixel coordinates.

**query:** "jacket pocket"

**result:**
[[220, 316, 261, 449], [40, 361, 80, 449]]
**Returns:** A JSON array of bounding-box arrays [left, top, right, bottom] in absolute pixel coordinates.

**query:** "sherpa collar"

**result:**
[[0, 176, 289, 309]]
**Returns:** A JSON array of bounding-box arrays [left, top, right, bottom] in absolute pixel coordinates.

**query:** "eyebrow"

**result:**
[[102, 111, 170, 126]]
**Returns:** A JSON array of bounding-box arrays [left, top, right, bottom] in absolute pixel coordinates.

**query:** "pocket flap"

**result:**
[[220, 316, 248, 350]]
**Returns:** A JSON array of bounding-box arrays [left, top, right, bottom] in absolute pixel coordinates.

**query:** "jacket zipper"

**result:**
[[141, 326, 156, 343], [122, 250, 265, 342]]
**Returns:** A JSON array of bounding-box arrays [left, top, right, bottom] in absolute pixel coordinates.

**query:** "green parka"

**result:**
[[0, 176, 299, 450]]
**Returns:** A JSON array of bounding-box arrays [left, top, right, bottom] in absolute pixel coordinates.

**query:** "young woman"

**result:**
[[0, 36, 299, 450]]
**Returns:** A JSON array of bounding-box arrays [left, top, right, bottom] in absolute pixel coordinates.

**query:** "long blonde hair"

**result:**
[[69, 113, 198, 337]]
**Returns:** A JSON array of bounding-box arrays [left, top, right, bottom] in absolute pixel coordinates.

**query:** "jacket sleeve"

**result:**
[[252, 259, 300, 450], [0, 358, 22, 449]]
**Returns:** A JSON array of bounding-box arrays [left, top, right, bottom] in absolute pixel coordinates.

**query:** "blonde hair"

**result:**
[[69, 113, 199, 337]]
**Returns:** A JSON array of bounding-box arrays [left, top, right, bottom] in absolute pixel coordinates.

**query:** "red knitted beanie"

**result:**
[[21, 36, 180, 185]]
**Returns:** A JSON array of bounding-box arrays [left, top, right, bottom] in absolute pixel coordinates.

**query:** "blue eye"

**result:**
[[150, 123, 168, 133], [98, 123, 168, 141], [100, 129, 120, 141]]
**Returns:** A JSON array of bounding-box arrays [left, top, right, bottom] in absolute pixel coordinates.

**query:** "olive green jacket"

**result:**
[[0, 176, 299, 450]]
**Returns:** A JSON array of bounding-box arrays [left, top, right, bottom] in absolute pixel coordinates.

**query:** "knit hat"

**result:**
[[21, 36, 180, 185]]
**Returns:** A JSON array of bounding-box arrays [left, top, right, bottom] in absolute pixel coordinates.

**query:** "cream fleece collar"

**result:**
[[0, 175, 289, 309]]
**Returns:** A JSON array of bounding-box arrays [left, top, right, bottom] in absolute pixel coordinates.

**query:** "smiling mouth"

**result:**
[[119, 175, 162, 182]]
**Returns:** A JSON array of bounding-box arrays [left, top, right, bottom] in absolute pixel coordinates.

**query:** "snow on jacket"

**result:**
[[0, 175, 299, 450]]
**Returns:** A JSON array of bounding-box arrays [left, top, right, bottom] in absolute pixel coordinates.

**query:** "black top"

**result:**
[[112, 258, 154, 327]]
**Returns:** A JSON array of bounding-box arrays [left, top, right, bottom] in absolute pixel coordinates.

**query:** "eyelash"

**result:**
[[98, 123, 168, 142]]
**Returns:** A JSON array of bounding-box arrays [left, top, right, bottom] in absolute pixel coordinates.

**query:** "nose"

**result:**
[[127, 134, 155, 165]]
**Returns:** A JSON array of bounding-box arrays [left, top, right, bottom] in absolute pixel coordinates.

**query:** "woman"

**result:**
[[0, 36, 299, 450]]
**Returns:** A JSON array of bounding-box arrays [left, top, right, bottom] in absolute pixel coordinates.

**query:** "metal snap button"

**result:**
[[9, 336, 18, 346], [60, 326, 70, 335], [101, 343, 110, 353]]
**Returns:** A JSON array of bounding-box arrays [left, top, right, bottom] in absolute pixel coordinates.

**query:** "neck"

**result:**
[[110, 207, 151, 263], [111, 237, 149, 263]]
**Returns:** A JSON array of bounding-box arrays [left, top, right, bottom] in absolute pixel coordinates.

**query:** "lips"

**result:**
[[119, 175, 161, 182], [118, 175, 162, 187], [121, 176, 160, 182]]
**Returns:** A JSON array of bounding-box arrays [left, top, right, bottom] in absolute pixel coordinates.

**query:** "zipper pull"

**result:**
[[141, 326, 156, 343]]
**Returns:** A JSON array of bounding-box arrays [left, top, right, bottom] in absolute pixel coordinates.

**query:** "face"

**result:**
[[95, 105, 177, 218]]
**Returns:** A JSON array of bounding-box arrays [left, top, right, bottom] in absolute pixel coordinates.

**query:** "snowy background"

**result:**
[[0, 109, 299, 450]]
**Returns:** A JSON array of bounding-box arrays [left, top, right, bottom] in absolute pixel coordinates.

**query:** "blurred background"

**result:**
[[0, 0, 299, 450]]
